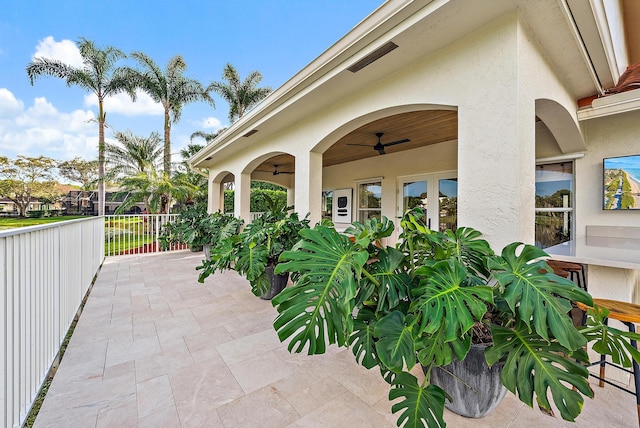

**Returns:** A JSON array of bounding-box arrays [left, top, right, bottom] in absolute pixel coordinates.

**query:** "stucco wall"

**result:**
[[207, 11, 584, 249], [575, 109, 640, 237]]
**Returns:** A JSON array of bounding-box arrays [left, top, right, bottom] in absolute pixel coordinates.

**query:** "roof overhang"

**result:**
[[190, 0, 634, 170]]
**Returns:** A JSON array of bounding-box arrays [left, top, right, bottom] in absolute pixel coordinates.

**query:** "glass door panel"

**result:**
[[438, 178, 457, 232], [402, 180, 428, 226], [399, 172, 457, 232]]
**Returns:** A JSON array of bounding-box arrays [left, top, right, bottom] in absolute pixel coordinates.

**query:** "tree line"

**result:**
[[18, 37, 272, 216]]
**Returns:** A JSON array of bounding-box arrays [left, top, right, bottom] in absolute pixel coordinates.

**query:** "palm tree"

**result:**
[[105, 130, 163, 179], [207, 63, 272, 123], [26, 37, 132, 216], [189, 128, 227, 143], [123, 53, 213, 176], [172, 143, 208, 205], [112, 168, 193, 214]]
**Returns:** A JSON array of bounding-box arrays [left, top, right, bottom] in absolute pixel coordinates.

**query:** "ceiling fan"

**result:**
[[257, 164, 294, 175], [347, 132, 411, 155]]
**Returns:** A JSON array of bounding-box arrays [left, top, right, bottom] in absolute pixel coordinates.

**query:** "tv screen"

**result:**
[[603, 154, 640, 210]]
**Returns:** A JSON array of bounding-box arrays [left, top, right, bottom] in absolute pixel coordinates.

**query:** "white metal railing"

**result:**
[[104, 214, 187, 257], [0, 217, 104, 428]]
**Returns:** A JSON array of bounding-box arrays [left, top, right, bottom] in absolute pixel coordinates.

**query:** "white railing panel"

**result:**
[[0, 217, 103, 428], [104, 214, 185, 257]]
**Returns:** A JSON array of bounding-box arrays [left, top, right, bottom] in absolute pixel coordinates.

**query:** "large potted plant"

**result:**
[[160, 205, 242, 253], [271, 208, 640, 427], [197, 207, 310, 299], [159, 203, 209, 251]]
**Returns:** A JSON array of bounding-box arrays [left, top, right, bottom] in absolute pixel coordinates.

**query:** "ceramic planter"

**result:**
[[428, 344, 507, 418], [261, 265, 289, 300]]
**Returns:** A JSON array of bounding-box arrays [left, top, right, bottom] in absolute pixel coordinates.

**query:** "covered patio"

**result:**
[[33, 251, 636, 427]]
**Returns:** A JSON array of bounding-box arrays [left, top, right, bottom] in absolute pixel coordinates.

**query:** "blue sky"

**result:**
[[0, 0, 382, 163]]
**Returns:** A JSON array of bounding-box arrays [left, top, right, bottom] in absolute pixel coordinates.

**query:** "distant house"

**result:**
[[0, 198, 42, 216]]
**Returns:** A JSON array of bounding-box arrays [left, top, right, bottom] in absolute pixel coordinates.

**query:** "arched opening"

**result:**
[[313, 106, 459, 235], [534, 99, 585, 248]]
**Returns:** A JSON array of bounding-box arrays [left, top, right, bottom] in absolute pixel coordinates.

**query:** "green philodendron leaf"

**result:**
[[350, 308, 379, 369], [412, 259, 493, 341], [486, 322, 592, 422], [581, 305, 640, 367], [389, 372, 447, 428], [441, 227, 493, 277], [368, 247, 412, 312], [416, 330, 471, 376], [249, 271, 270, 297], [374, 311, 416, 372], [489, 243, 591, 350], [236, 241, 268, 282], [271, 226, 369, 354]]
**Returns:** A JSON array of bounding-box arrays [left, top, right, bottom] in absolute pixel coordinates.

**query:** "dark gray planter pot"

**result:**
[[429, 344, 507, 418], [261, 265, 289, 300]]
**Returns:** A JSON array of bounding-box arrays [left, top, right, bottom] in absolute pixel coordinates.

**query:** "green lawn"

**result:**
[[0, 216, 88, 231]]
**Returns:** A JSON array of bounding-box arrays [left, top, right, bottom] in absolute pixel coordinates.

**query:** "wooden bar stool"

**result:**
[[547, 259, 587, 290], [576, 298, 640, 425]]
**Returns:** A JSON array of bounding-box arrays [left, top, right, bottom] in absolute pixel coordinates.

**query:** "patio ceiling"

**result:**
[[254, 110, 457, 175]]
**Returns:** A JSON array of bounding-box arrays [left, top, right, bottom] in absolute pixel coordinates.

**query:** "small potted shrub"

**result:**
[[271, 208, 640, 427]]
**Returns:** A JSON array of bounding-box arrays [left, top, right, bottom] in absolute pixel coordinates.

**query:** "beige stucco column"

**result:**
[[294, 151, 323, 225], [287, 187, 295, 208], [457, 90, 536, 250], [234, 172, 251, 222], [208, 175, 221, 213]]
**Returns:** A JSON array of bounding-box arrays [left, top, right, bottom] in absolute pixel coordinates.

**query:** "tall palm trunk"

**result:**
[[98, 98, 106, 216], [162, 109, 171, 213]]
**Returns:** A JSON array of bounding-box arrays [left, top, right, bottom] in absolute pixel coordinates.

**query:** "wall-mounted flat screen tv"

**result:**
[[603, 154, 640, 210]]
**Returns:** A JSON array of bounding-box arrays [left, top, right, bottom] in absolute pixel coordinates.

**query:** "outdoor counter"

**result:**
[[545, 235, 640, 305]]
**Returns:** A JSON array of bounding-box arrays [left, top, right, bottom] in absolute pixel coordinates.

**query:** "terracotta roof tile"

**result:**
[[578, 63, 640, 108]]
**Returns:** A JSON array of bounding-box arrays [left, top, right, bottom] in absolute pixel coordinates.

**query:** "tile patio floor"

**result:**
[[33, 251, 637, 427]]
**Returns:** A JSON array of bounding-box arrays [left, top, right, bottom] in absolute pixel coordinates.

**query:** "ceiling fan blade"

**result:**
[[382, 138, 411, 147], [346, 143, 374, 147]]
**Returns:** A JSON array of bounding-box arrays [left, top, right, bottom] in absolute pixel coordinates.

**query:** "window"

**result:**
[[358, 181, 381, 222], [535, 162, 573, 248], [321, 190, 333, 221]]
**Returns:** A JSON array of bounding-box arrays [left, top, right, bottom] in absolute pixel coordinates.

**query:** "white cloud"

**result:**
[[200, 116, 223, 130], [0, 89, 98, 161], [32, 36, 83, 68], [0, 88, 24, 118], [84, 90, 163, 116]]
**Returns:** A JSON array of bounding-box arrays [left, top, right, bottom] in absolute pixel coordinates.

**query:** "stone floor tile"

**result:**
[[135, 338, 194, 383], [105, 334, 161, 368], [183, 328, 232, 363], [96, 401, 137, 428], [215, 328, 282, 365], [137, 374, 176, 419], [289, 390, 393, 428], [138, 405, 181, 428], [216, 385, 300, 428], [228, 350, 291, 394], [169, 359, 245, 411]]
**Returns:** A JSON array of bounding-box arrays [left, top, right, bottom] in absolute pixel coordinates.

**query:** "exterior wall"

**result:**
[[206, 11, 583, 249], [575, 109, 640, 237]]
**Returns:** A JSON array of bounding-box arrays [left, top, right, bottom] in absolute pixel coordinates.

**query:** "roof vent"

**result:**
[[243, 129, 258, 137], [347, 42, 398, 73]]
